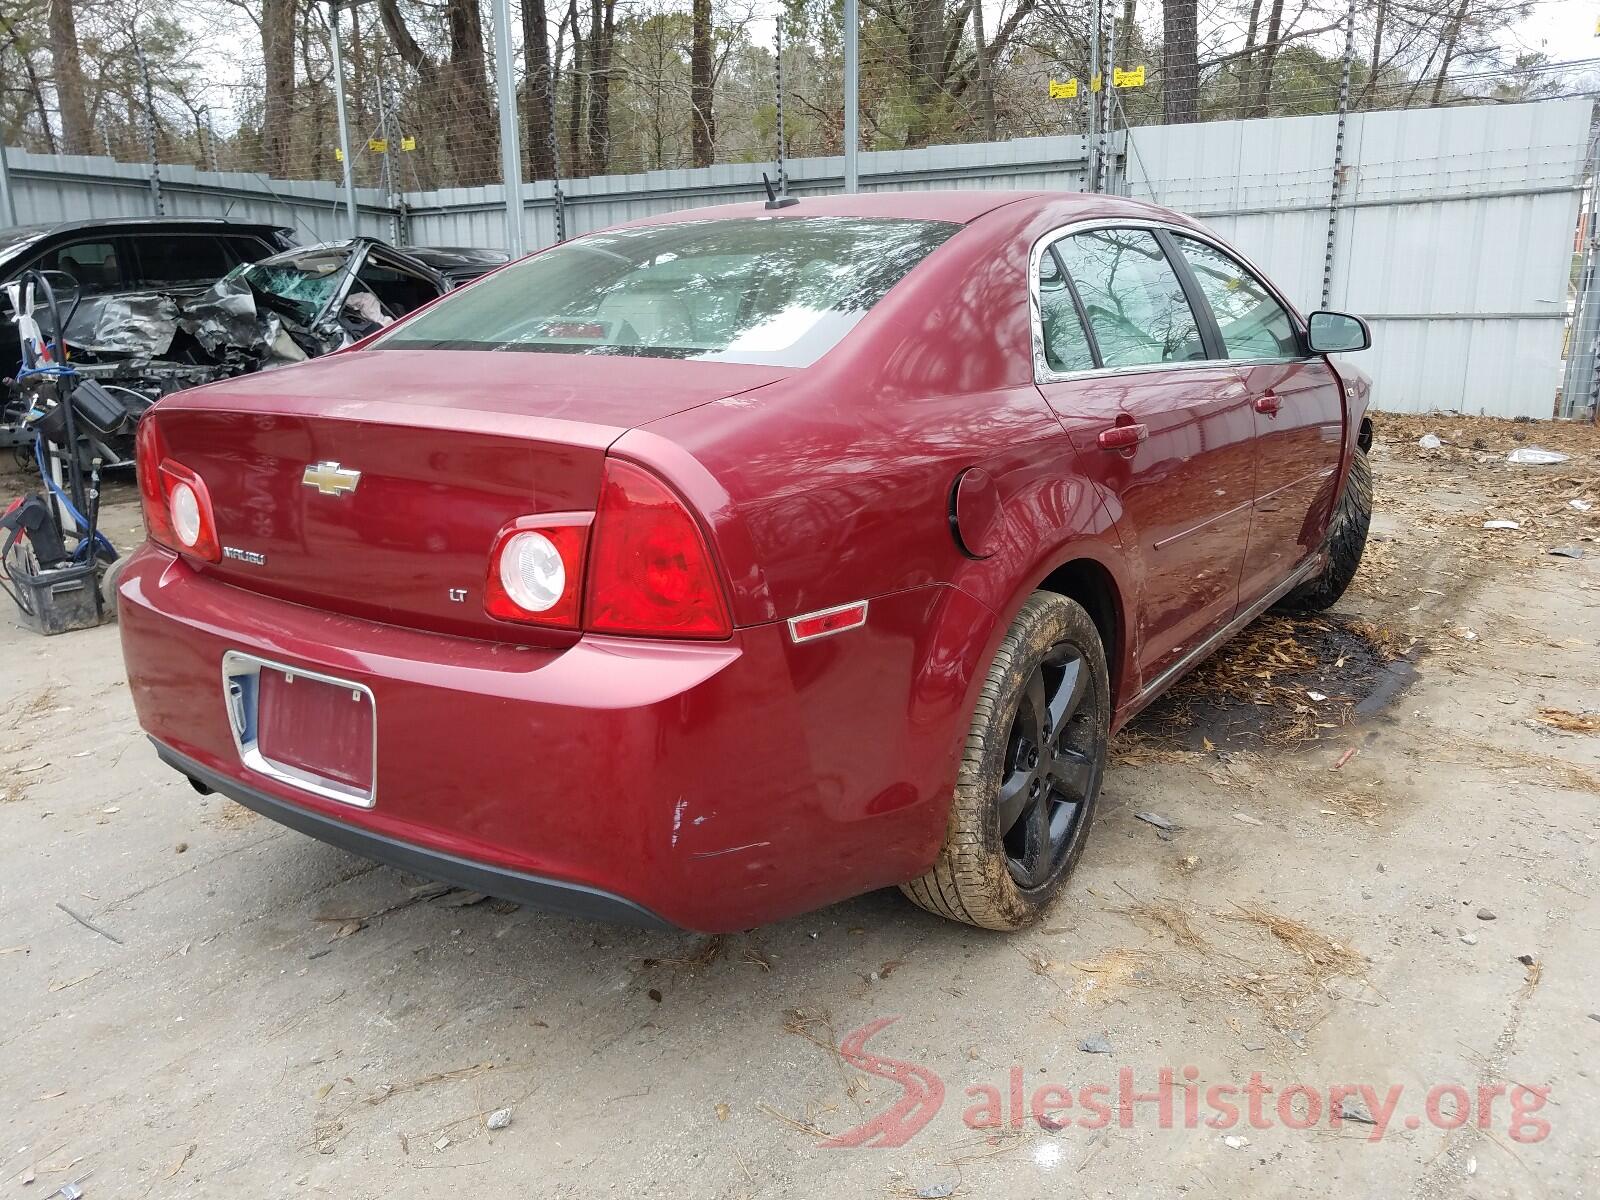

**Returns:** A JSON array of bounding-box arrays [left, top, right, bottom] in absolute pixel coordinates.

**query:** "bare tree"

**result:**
[[1429, 0, 1471, 105], [970, 0, 996, 141], [378, 0, 500, 184], [690, 0, 712, 165], [260, 0, 296, 176], [522, 0, 556, 177], [586, 0, 616, 172], [1243, 0, 1284, 117], [1161, 0, 1196, 123], [49, 0, 94, 152]]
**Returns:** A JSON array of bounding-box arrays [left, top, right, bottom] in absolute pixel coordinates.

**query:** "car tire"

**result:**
[[99, 552, 129, 617], [1275, 447, 1373, 614], [900, 591, 1110, 931]]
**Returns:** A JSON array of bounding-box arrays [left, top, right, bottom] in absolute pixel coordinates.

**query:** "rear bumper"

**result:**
[[154, 739, 673, 928], [119, 544, 993, 931]]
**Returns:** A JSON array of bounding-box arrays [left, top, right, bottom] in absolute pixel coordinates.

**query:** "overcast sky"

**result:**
[[1510, 0, 1598, 61]]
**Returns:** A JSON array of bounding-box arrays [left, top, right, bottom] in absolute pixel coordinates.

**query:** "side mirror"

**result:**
[[1307, 310, 1371, 354]]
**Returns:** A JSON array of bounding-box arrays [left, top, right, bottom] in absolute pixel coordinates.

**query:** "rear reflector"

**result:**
[[787, 601, 869, 644]]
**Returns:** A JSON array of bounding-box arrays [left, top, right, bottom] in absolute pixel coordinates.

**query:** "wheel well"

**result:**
[[1036, 558, 1124, 703], [1358, 416, 1373, 452]]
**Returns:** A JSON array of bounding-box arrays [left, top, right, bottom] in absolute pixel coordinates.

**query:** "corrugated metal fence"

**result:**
[[1126, 102, 1591, 420], [0, 148, 391, 242], [4, 98, 1592, 418], [400, 135, 1095, 249]]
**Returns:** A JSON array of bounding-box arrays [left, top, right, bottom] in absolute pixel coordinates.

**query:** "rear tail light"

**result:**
[[484, 515, 591, 628], [482, 458, 731, 639], [136, 416, 221, 563], [585, 459, 732, 639]]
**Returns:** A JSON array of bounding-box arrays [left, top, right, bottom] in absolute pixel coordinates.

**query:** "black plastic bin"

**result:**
[[6, 557, 108, 635]]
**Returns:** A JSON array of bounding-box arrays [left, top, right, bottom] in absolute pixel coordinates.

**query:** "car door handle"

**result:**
[[1097, 423, 1148, 451], [1254, 391, 1282, 416]]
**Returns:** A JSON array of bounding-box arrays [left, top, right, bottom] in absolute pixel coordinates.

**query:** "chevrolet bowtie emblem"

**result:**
[[302, 461, 361, 497]]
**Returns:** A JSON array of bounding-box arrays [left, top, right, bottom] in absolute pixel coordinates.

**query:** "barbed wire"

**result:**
[[4, 0, 1591, 201]]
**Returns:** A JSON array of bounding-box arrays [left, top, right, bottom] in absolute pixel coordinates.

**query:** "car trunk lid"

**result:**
[[153, 349, 786, 640]]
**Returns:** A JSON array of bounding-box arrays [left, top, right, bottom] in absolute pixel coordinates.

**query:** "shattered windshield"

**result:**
[[233, 246, 353, 325], [375, 217, 960, 367]]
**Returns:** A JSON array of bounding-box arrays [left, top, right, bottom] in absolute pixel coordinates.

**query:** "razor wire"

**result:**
[[1, 0, 1592, 198]]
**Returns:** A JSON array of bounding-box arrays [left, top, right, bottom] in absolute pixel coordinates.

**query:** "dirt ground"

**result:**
[[2, 414, 1598, 1199]]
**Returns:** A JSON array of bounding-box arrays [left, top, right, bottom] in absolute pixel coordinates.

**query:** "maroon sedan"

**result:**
[[118, 190, 1373, 932]]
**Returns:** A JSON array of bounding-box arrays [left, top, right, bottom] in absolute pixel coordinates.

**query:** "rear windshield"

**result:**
[[376, 216, 960, 367]]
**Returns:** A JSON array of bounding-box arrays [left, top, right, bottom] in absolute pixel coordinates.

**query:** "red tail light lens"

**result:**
[[135, 416, 173, 546], [136, 416, 221, 563], [484, 514, 591, 628], [585, 459, 731, 639]]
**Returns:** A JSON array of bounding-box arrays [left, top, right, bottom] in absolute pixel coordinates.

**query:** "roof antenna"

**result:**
[[762, 172, 798, 210]]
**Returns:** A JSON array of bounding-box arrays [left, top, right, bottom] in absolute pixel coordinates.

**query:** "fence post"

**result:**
[[328, 0, 360, 238], [543, 49, 567, 243], [135, 43, 164, 215], [1087, 0, 1100, 191], [775, 21, 788, 196], [491, 0, 525, 257], [843, 0, 859, 192], [0, 143, 15, 226], [1321, 0, 1358, 307], [1560, 144, 1600, 421], [203, 106, 221, 173], [1098, 6, 1114, 192], [376, 84, 397, 244]]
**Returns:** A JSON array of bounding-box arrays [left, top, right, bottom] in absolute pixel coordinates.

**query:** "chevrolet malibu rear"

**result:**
[[119, 191, 1377, 933], [118, 203, 1000, 932]]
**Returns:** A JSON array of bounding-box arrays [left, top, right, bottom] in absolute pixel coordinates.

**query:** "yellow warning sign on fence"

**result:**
[[1113, 65, 1147, 88], [1048, 78, 1079, 99], [1091, 72, 1102, 92], [401, 136, 417, 151], [334, 148, 344, 162], [369, 137, 389, 153]]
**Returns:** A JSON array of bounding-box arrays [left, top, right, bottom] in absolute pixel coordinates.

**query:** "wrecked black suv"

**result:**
[[0, 216, 298, 383], [37, 236, 490, 396]]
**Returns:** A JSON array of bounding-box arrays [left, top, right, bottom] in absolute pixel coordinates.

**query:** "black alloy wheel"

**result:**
[[996, 643, 1103, 890]]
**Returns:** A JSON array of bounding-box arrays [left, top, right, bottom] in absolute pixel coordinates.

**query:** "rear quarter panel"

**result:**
[[628, 199, 1148, 870]]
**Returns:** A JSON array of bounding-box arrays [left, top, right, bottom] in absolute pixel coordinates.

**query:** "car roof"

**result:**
[[255, 237, 447, 280], [0, 215, 293, 240], [613, 188, 1187, 230]]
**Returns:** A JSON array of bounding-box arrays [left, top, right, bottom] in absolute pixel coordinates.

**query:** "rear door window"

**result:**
[[1054, 228, 1208, 368], [222, 234, 276, 266], [131, 233, 237, 287], [1171, 235, 1300, 360]]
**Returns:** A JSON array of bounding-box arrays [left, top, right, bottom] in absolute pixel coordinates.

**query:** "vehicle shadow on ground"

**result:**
[[248, 831, 982, 1005]]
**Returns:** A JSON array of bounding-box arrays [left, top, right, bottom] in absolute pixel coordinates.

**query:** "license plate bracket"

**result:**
[[222, 651, 377, 808]]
